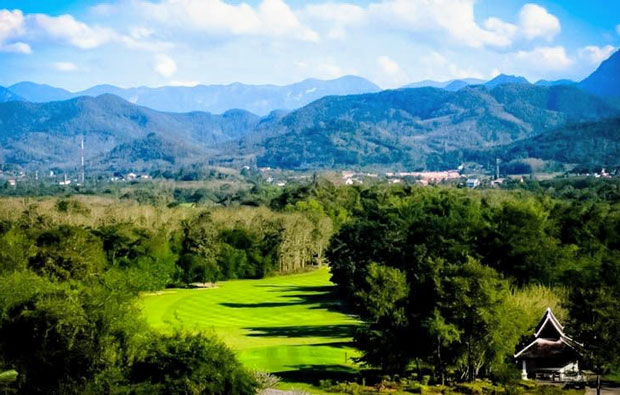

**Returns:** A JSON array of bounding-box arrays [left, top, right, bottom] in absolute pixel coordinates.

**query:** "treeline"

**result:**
[[0, 197, 333, 288], [325, 184, 620, 386]]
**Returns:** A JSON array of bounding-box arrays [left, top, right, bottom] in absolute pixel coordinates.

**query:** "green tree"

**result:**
[[179, 212, 220, 283], [28, 225, 106, 281], [567, 285, 620, 395]]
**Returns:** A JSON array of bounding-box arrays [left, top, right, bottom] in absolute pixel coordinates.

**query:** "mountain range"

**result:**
[[246, 84, 620, 170], [0, 50, 619, 172], [7, 76, 380, 116]]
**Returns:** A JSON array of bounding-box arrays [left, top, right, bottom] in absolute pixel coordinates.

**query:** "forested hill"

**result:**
[[482, 117, 620, 168], [0, 94, 259, 167], [250, 84, 620, 170]]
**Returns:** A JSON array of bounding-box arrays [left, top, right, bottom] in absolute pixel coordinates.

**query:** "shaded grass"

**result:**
[[141, 268, 360, 385]]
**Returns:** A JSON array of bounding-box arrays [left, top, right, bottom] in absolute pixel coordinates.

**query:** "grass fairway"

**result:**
[[141, 268, 360, 387]]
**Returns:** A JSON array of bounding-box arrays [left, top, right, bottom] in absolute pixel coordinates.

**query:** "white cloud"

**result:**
[[140, 0, 318, 41], [31, 14, 117, 49], [578, 45, 616, 64], [0, 10, 165, 52], [0, 9, 24, 40], [53, 61, 78, 71], [0, 9, 30, 53], [169, 80, 200, 87], [413, 51, 483, 81], [367, 0, 517, 48], [377, 55, 401, 75], [155, 54, 177, 77], [514, 46, 572, 70], [302, 3, 366, 25], [377, 55, 409, 87], [316, 61, 343, 78], [1, 41, 31, 54], [518, 4, 560, 41]]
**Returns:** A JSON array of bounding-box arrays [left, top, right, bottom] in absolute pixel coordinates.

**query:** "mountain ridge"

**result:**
[[8, 75, 381, 116]]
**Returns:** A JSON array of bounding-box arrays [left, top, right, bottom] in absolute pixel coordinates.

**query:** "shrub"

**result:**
[[129, 332, 257, 394]]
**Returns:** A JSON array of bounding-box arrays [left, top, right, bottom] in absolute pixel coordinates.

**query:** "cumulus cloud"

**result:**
[[53, 61, 78, 71], [0, 9, 30, 53], [302, 3, 366, 25], [377, 55, 401, 75], [366, 0, 517, 48], [0, 8, 168, 53], [0, 9, 24, 40], [518, 4, 560, 41], [155, 54, 177, 77], [376, 55, 409, 87], [140, 0, 318, 41], [578, 45, 616, 64], [514, 46, 572, 70], [31, 14, 117, 49], [1, 41, 31, 53]]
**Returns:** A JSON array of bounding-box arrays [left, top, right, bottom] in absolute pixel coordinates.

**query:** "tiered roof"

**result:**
[[515, 308, 583, 359]]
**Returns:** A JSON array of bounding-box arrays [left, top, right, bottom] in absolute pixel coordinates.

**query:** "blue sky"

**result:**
[[0, 0, 618, 90]]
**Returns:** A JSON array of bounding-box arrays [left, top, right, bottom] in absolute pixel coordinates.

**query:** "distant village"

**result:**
[[1, 163, 619, 190]]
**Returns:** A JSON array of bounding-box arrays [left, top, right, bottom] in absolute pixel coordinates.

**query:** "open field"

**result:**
[[141, 268, 360, 387]]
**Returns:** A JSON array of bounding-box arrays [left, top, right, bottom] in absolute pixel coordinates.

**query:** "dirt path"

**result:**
[[586, 386, 620, 394]]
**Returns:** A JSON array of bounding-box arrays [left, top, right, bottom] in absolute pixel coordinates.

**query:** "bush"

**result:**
[[129, 332, 257, 394]]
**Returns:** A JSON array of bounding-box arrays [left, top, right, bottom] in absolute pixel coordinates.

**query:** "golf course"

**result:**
[[141, 268, 360, 390]]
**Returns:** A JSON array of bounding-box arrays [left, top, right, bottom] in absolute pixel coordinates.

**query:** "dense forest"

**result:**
[[1, 178, 620, 393]]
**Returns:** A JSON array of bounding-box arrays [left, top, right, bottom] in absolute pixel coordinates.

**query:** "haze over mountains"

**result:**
[[7, 76, 380, 116], [0, 50, 619, 172]]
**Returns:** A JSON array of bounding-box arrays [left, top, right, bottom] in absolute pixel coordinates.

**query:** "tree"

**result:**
[[178, 212, 220, 283], [567, 285, 620, 395], [0, 271, 144, 393], [28, 225, 106, 281], [353, 263, 411, 373]]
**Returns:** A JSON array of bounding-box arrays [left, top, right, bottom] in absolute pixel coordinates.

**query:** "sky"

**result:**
[[0, 0, 618, 90]]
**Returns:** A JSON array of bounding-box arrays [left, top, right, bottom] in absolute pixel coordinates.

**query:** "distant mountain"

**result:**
[[402, 80, 448, 89], [485, 74, 530, 88], [3, 81, 620, 171], [535, 79, 575, 87], [243, 84, 620, 170], [0, 87, 23, 102], [402, 78, 485, 90], [8, 76, 381, 115], [579, 50, 620, 98], [444, 80, 470, 91], [0, 94, 259, 168], [9, 82, 73, 102]]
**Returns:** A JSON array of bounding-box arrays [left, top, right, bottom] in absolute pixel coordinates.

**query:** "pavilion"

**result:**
[[514, 308, 584, 382]]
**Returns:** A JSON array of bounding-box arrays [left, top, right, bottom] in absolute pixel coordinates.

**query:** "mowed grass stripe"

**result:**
[[140, 268, 360, 375]]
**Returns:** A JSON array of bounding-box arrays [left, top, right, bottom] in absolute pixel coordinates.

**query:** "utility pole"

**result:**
[[495, 157, 500, 180], [81, 135, 85, 185]]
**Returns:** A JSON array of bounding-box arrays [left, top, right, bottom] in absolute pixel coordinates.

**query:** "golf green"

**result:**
[[141, 268, 360, 382]]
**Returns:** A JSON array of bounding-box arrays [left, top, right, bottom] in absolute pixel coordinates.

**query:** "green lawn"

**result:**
[[141, 268, 360, 387]]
